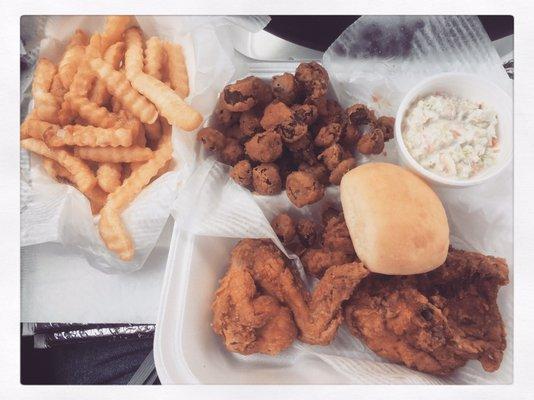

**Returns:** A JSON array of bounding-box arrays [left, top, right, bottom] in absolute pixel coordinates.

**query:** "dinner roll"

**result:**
[[340, 162, 449, 275]]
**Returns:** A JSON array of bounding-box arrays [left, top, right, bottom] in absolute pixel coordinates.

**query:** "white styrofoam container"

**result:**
[[153, 61, 513, 385], [154, 61, 354, 384]]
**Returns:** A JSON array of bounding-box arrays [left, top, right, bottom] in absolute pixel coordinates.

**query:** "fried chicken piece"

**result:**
[[252, 163, 282, 195], [295, 62, 329, 99], [344, 248, 509, 375], [272, 213, 296, 244], [272, 73, 301, 105], [237, 239, 369, 345], [212, 256, 297, 355], [245, 130, 283, 163], [285, 171, 325, 208], [301, 248, 354, 278], [197, 127, 226, 153], [230, 159, 252, 188]]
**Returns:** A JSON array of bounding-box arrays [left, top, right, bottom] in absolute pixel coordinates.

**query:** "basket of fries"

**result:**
[[20, 15, 251, 272]]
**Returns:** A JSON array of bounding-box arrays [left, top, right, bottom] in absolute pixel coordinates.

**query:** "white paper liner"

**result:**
[[20, 15, 269, 273], [170, 15, 513, 384]]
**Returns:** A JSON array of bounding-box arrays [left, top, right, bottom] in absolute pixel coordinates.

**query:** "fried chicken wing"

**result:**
[[212, 239, 369, 353], [243, 240, 369, 345], [344, 248, 509, 375], [212, 252, 297, 355]]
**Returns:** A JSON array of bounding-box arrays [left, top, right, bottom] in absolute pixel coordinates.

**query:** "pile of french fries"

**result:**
[[20, 16, 203, 261]]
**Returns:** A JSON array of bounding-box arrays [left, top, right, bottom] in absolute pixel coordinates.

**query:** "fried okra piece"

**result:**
[[252, 163, 282, 195], [276, 119, 308, 144], [230, 159, 253, 187], [221, 76, 262, 112], [272, 213, 297, 244], [340, 123, 361, 148], [291, 104, 318, 125], [295, 62, 329, 99], [239, 110, 263, 138], [220, 138, 245, 165], [318, 143, 344, 171], [376, 116, 395, 141], [320, 99, 346, 126], [329, 157, 357, 185], [314, 122, 342, 147], [260, 100, 293, 130], [254, 78, 274, 107], [346, 103, 372, 125], [225, 123, 249, 142], [197, 127, 226, 153], [322, 213, 355, 255], [298, 162, 330, 185], [285, 171, 325, 208], [245, 130, 283, 163], [357, 128, 385, 155], [296, 218, 321, 248], [271, 73, 301, 105], [284, 133, 312, 152], [213, 99, 240, 128]]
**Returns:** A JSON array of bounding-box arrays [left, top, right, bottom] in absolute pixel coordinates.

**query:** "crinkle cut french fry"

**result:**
[[164, 41, 189, 98], [20, 118, 58, 140], [144, 36, 165, 80], [144, 118, 161, 143], [44, 125, 133, 148], [110, 96, 122, 113], [41, 154, 107, 214], [90, 58, 158, 124], [58, 45, 85, 90], [130, 73, 202, 131], [86, 185, 108, 214], [101, 16, 135, 50], [21, 138, 97, 193], [90, 42, 126, 106], [42, 157, 59, 179], [97, 162, 122, 193], [66, 34, 103, 99], [69, 29, 89, 47], [50, 74, 67, 102], [124, 27, 144, 81], [116, 110, 146, 146], [74, 145, 153, 163], [67, 96, 121, 128], [33, 58, 60, 124], [99, 127, 172, 260]]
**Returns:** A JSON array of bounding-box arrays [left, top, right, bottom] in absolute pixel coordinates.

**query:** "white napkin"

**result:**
[[171, 15, 513, 384], [20, 15, 269, 273]]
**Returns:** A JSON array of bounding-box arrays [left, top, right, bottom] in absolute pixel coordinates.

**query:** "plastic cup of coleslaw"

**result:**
[[394, 72, 513, 188]]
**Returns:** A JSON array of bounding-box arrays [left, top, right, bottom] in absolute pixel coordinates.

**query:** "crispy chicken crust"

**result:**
[[344, 248, 509, 375]]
